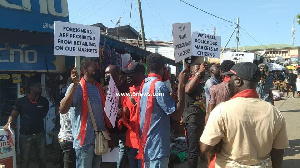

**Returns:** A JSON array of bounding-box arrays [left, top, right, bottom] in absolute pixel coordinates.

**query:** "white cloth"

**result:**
[[58, 107, 74, 141], [296, 78, 300, 91]]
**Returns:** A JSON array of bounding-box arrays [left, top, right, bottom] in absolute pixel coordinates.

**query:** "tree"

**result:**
[[297, 14, 300, 24]]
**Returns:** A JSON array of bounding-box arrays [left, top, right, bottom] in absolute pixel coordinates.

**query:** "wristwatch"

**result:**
[[195, 72, 201, 77]]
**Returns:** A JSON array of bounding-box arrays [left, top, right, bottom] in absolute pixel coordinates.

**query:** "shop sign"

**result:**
[[0, 44, 56, 71], [0, 0, 69, 32], [0, 74, 10, 79]]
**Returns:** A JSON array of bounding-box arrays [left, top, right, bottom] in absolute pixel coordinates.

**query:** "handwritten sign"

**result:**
[[54, 21, 100, 57], [172, 22, 192, 63], [104, 76, 120, 128], [192, 32, 221, 58]]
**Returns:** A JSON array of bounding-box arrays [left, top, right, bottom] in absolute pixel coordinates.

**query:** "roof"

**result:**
[[107, 25, 140, 40], [91, 23, 107, 31], [230, 44, 299, 51]]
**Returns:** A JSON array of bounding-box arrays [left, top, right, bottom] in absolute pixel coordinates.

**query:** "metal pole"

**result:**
[[137, 0, 146, 50], [236, 18, 239, 52], [75, 56, 81, 76], [222, 28, 236, 53], [292, 18, 295, 46]]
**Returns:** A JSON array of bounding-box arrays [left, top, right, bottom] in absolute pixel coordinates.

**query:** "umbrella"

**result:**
[[286, 65, 295, 70]]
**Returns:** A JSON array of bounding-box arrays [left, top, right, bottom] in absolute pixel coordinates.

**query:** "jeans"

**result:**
[[127, 147, 141, 168], [75, 145, 102, 168], [144, 157, 169, 168], [19, 132, 46, 168], [185, 123, 204, 168], [60, 141, 76, 168], [110, 133, 128, 168]]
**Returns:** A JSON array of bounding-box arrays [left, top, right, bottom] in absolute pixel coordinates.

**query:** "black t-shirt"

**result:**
[[14, 95, 49, 135], [183, 80, 205, 125], [288, 73, 297, 84]]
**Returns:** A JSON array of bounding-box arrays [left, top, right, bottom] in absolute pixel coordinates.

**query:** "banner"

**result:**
[[0, 127, 16, 168], [54, 21, 100, 57], [104, 77, 120, 128], [172, 22, 192, 63], [192, 32, 221, 58], [222, 52, 258, 64]]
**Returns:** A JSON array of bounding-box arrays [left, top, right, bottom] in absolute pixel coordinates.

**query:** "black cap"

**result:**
[[218, 60, 235, 72], [122, 62, 145, 74], [222, 62, 260, 81]]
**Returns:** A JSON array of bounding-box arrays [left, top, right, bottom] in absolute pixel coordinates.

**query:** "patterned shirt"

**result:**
[[205, 77, 221, 110], [256, 77, 274, 103], [58, 107, 74, 142]]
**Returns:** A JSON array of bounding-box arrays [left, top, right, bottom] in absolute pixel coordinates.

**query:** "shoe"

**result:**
[[292, 96, 295, 98], [286, 96, 289, 98]]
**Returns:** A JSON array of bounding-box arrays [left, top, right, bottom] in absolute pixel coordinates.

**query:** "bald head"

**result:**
[[105, 65, 120, 74]]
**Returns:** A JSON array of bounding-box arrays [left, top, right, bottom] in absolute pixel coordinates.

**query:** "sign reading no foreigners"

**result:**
[[54, 21, 100, 57], [192, 32, 221, 58], [172, 22, 192, 63]]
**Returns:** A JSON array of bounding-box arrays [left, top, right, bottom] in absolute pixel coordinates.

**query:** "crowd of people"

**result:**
[[3, 53, 290, 168]]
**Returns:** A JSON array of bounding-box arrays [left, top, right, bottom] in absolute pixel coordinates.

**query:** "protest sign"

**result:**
[[192, 32, 221, 58], [172, 22, 192, 63], [54, 21, 100, 57], [104, 76, 120, 128], [0, 127, 16, 168]]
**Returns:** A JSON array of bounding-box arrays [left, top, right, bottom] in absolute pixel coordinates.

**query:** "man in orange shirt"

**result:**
[[122, 62, 146, 168]]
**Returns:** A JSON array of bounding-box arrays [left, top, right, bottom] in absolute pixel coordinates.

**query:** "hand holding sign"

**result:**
[[71, 67, 80, 85]]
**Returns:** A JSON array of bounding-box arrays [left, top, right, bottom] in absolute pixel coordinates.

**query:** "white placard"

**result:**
[[192, 32, 221, 58], [102, 148, 120, 162], [104, 76, 120, 128], [172, 22, 192, 63], [121, 54, 132, 69], [54, 21, 100, 57], [222, 52, 257, 64]]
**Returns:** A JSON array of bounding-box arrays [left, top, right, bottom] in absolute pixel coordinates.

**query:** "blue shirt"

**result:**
[[256, 77, 274, 103], [66, 83, 106, 149], [205, 77, 220, 109], [139, 77, 176, 161]]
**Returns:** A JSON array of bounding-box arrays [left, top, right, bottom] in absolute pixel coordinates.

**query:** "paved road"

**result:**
[[24, 97, 300, 168], [275, 97, 300, 167], [176, 97, 300, 168]]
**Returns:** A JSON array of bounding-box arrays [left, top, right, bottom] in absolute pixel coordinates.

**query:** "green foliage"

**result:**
[[297, 14, 300, 24]]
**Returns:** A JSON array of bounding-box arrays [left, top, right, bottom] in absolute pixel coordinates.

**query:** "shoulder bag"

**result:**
[[87, 98, 111, 155]]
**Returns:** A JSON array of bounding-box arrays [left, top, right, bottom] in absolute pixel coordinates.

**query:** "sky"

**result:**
[[68, 0, 300, 48]]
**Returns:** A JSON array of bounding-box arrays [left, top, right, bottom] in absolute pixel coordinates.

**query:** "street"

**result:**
[[176, 96, 300, 168], [275, 97, 300, 167], [23, 96, 300, 168]]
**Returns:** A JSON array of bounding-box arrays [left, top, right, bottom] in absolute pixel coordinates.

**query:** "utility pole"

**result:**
[[236, 18, 239, 52], [292, 18, 295, 46], [213, 27, 216, 35], [137, 0, 146, 50]]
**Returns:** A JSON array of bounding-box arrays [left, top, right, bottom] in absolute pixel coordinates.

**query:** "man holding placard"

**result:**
[[60, 58, 111, 168]]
